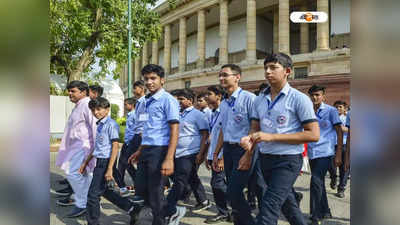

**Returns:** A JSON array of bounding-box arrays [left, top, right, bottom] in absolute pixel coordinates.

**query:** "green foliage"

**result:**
[[116, 117, 126, 126], [111, 104, 119, 120], [50, 0, 163, 81], [119, 125, 126, 143], [49, 82, 69, 96]]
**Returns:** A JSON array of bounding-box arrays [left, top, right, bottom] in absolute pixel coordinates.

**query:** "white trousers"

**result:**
[[66, 150, 93, 208]]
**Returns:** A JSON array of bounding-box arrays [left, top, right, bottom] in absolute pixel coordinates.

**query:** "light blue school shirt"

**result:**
[[220, 87, 256, 143], [138, 88, 180, 146], [207, 107, 224, 160], [175, 106, 209, 158], [346, 111, 350, 128], [124, 110, 135, 143], [201, 107, 213, 125], [250, 83, 317, 155], [308, 102, 342, 160], [93, 116, 120, 159], [132, 96, 146, 134], [338, 114, 348, 145]]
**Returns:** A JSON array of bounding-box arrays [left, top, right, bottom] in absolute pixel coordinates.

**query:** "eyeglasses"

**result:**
[[218, 72, 238, 78]]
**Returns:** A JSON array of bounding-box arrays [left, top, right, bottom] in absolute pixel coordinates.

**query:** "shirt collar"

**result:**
[[318, 102, 327, 110], [76, 96, 90, 106], [212, 107, 220, 113], [183, 106, 194, 113], [263, 82, 291, 96], [146, 88, 165, 100], [96, 116, 110, 125], [231, 87, 242, 99]]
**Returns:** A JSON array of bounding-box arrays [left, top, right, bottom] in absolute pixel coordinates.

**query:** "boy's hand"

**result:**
[[79, 162, 88, 174], [161, 158, 174, 176], [205, 160, 211, 170], [334, 152, 342, 168], [105, 169, 113, 181], [240, 136, 253, 151], [128, 150, 141, 165], [238, 153, 252, 171], [195, 153, 205, 166]]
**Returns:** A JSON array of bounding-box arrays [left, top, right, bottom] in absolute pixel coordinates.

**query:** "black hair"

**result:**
[[308, 84, 326, 95], [89, 84, 104, 97], [221, 64, 242, 75], [334, 100, 347, 107], [88, 97, 110, 110], [141, 64, 165, 78], [197, 92, 207, 99], [124, 97, 137, 106], [207, 85, 225, 96], [263, 52, 293, 69], [133, 80, 145, 88], [169, 89, 182, 97], [67, 80, 89, 96], [177, 88, 195, 102]]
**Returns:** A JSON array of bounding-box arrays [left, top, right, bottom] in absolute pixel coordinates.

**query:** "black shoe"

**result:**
[[330, 180, 337, 190], [323, 212, 333, 219], [204, 213, 230, 224], [192, 200, 212, 213], [336, 190, 345, 198], [56, 196, 75, 206], [65, 206, 86, 218], [295, 192, 303, 206], [53, 186, 73, 196], [58, 179, 69, 185], [129, 205, 142, 225], [130, 195, 144, 204], [249, 201, 257, 210]]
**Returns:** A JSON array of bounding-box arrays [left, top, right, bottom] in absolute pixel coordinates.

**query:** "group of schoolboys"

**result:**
[[53, 52, 351, 225]]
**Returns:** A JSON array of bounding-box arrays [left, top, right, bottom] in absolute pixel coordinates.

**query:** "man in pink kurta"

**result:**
[[55, 81, 97, 217]]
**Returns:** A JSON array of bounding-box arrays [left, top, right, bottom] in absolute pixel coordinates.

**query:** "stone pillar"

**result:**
[[179, 17, 187, 73], [197, 9, 206, 69], [135, 57, 141, 81], [278, 0, 290, 54], [219, 0, 229, 65], [246, 0, 257, 63], [300, 5, 309, 53], [316, 0, 330, 51], [273, 8, 279, 53], [142, 42, 148, 66], [152, 40, 159, 64], [164, 24, 171, 75]]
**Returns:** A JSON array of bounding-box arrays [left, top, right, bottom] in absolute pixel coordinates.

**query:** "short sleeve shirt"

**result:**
[[93, 117, 120, 158]]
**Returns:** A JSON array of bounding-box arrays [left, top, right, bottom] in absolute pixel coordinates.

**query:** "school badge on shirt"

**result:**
[[234, 114, 243, 123], [276, 115, 287, 125]]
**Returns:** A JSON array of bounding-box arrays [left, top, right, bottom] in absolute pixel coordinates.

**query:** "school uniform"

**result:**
[[115, 109, 137, 188], [219, 87, 256, 225], [164, 106, 209, 217], [207, 107, 229, 216], [86, 116, 135, 225], [134, 88, 180, 225], [201, 106, 213, 124], [307, 103, 342, 221], [250, 83, 314, 225]]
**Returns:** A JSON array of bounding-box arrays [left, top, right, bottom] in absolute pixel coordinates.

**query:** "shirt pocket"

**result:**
[[273, 109, 290, 128]]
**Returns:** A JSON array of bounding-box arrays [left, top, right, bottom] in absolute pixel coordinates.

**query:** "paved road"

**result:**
[[50, 152, 350, 225]]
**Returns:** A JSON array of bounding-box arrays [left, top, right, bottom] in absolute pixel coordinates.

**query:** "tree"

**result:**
[[50, 0, 164, 82]]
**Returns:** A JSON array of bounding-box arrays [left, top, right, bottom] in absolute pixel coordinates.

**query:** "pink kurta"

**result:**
[[56, 97, 97, 173]]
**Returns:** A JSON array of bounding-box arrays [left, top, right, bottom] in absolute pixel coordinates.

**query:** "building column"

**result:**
[[164, 24, 171, 75], [246, 0, 257, 63], [151, 40, 159, 64], [219, 0, 229, 65], [316, 0, 330, 51], [135, 57, 141, 81], [197, 9, 206, 69], [300, 5, 309, 53], [278, 0, 290, 54], [273, 8, 279, 53], [179, 17, 187, 73], [142, 42, 148, 66]]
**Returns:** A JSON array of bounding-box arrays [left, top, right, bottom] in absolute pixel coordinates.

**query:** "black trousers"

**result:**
[[209, 160, 229, 215], [116, 134, 142, 188], [86, 158, 134, 225]]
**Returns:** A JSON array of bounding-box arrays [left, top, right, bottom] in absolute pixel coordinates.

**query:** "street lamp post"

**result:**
[[127, 0, 132, 97]]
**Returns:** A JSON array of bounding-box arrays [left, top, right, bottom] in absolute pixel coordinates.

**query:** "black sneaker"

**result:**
[[65, 206, 86, 218], [53, 186, 73, 196], [336, 190, 345, 198], [204, 213, 230, 224], [192, 200, 212, 213], [330, 180, 337, 190], [130, 195, 145, 204], [56, 197, 75, 206], [295, 191, 303, 206], [58, 179, 69, 185]]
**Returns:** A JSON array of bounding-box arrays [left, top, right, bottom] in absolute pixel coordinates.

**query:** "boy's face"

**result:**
[[124, 102, 134, 112], [206, 91, 219, 104], [219, 67, 240, 89], [310, 91, 325, 105], [92, 107, 110, 120], [133, 86, 145, 98], [68, 87, 86, 103], [143, 72, 164, 93], [264, 62, 290, 86], [177, 96, 192, 110], [196, 97, 208, 109], [335, 104, 347, 115], [89, 89, 99, 100]]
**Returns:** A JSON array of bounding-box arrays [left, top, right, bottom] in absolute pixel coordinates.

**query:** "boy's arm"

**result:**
[[334, 124, 343, 167], [105, 141, 119, 181], [161, 123, 179, 176], [196, 130, 210, 165]]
